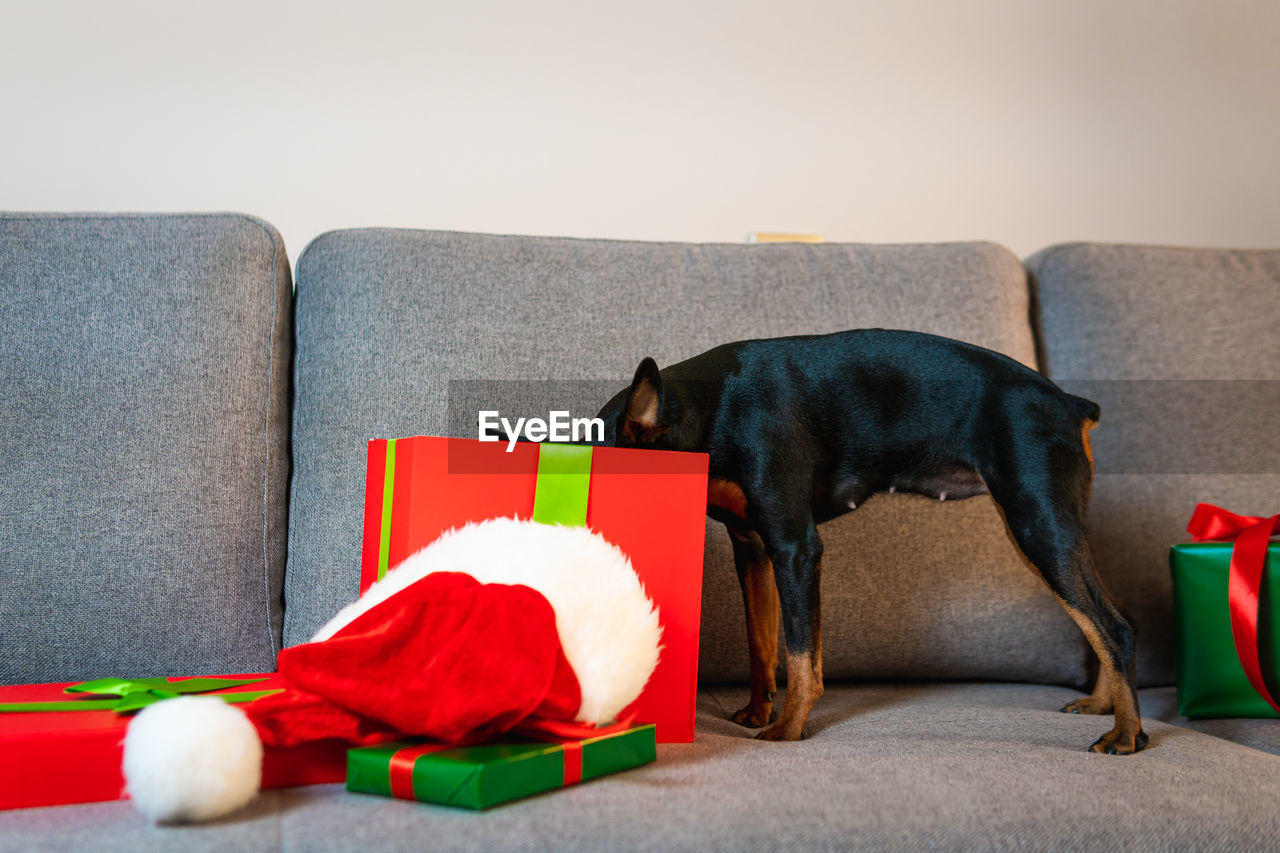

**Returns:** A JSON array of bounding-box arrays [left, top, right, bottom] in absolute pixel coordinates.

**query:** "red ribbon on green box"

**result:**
[[345, 723, 656, 810], [1172, 503, 1280, 717]]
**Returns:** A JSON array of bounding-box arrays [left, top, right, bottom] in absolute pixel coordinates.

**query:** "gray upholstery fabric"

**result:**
[[0, 213, 292, 683], [5, 683, 1278, 851], [1027, 243, 1280, 687], [288, 229, 1090, 686], [1141, 685, 1280, 757]]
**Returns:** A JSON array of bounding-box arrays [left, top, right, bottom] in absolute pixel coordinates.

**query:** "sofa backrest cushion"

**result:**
[[1028, 242, 1280, 687], [0, 213, 292, 684], [289, 229, 1090, 686]]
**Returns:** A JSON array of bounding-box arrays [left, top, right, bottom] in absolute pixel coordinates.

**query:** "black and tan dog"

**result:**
[[597, 329, 1146, 754]]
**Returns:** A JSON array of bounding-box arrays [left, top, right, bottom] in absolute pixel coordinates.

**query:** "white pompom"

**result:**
[[315, 517, 663, 725], [123, 696, 263, 823]]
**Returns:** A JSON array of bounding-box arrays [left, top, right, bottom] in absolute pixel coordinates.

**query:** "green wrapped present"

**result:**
[[1170, 504, 1280, 718], [346, 724, 656, 809]]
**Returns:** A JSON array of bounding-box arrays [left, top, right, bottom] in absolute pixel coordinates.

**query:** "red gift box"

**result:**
[[0, 674, 348, 811], [359, 437, 709, 742]]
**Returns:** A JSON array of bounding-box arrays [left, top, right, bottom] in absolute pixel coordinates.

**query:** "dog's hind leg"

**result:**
[[981, 423, 1147, 755]]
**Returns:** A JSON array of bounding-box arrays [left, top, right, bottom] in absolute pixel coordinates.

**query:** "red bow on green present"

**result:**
[[1187, 503, 1280, 713]]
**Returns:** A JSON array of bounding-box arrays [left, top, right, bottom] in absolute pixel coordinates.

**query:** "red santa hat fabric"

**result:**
[[247, 570, 582, 747]]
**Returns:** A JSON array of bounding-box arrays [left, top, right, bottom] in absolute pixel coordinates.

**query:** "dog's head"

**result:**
[[597, 357, 678, 450]]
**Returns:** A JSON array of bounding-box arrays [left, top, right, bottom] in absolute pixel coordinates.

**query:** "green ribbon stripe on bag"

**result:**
[[531, 443, 594, 527], [377, 438, 399, 581]]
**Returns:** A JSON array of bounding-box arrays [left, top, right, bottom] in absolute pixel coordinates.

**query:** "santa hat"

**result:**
[[123, 518, 663, 822]]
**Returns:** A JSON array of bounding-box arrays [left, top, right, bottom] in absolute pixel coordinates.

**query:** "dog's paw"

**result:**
[[729, 704, 774, 728], [755, 722, 805, 741], [1061, 696, 1113, 716], [1088, 727, 1149, 755]]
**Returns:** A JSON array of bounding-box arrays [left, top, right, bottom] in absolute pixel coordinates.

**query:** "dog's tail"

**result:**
[[1066, 394, 1100, 425], [1067, 394, 1100, 477]]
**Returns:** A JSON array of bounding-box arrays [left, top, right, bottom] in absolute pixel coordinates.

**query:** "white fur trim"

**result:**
[[314, 518, 663, 725], [123, 696, 262, 823]]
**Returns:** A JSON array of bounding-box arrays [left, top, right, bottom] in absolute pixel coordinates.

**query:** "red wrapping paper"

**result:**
[[0, 674, 347, 811]]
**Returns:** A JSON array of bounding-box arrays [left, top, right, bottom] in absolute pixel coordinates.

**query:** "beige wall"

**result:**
[[2, 0, 1277, 258]]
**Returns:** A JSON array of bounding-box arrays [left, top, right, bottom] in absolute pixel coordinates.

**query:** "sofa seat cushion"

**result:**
[[4, 683, 1278, 851], [1027, 243, 1280, 688], [0, 213, 292, 683], [288, 229, 1091, 688], [1140, 685, 1280, 757]]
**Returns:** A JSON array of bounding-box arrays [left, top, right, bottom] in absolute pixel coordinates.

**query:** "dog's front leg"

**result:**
[[727, 526, 779, 728], [756, 523, 824, 741]]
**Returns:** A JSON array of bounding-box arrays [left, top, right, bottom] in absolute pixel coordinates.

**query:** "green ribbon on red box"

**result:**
[[1186, 503, 1280, 713], [0, 676, 281, 714]]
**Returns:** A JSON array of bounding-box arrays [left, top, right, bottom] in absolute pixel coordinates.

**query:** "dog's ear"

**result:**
[[623, 357, 667, 443]]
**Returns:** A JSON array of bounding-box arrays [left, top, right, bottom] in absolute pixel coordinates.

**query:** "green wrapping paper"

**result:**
[[1170, 542, 1280, 718], [346, 724, 656, 809]]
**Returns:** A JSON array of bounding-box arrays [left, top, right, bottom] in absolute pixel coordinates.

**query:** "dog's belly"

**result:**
[[890, 467, 988, 501], [709, 467, 990, 529], [816, 465, 988, 521]]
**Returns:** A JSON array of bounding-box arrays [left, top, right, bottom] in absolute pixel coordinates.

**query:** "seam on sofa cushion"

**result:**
[[297, 227, 1025, 254], [255, 216, 282, 660], [195, 211, 289, 662]]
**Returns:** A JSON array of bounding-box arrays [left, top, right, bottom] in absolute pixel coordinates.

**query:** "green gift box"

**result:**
[[1170, 504, 1280, 718], [346, 724, 656, 809]]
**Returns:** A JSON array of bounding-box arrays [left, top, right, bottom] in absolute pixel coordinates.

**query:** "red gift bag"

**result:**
[[359, 437, 709, 742]]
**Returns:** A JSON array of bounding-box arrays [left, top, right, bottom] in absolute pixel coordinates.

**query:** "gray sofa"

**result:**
[[2, 213, 1278, 851]]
